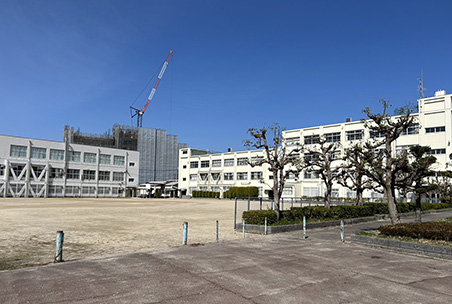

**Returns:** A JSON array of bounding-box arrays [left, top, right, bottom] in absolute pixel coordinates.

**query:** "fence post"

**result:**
[[216, 220, 219, 243], [264, 217, 268, 235], [260, 197, 262, 210], [340, 220, 344, 242], [54, 230, 64, 263], [183, 222, 188, 245], [291, 198, 294, 209], [242, 220, 246, 238], [234, 197, 237, 230]]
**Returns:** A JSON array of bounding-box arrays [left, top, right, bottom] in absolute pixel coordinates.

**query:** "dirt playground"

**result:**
[[0, 197, 263, 270]]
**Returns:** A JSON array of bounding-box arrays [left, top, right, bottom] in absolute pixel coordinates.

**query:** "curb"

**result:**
[[351, 234, 452, 260], [236, 208, 452, 234]]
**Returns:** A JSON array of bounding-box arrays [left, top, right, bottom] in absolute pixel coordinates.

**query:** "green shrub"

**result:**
[[223, 187, 259, 198], [379, 222, 452, 241], [440, 197, 452, 204], [192, 190, 220, 198], [363, 203, 389, 214], [242, 210, 277, 225], [241, 202, 452, 226]]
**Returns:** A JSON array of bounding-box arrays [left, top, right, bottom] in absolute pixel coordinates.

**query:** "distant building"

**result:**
[[178, 148, 270, 198], [64, 125, 187, 184], [179, 90, 452, 201], [0, 134, 139, 198]]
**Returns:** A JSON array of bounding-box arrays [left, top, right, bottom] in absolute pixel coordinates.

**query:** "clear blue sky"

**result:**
[[1, 0, 452, 152]]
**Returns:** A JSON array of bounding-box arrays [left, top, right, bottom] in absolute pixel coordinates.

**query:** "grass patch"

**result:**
[[357, 218, 452, 248], [357, 230, 452, 248], [379, 221, 452, 242]]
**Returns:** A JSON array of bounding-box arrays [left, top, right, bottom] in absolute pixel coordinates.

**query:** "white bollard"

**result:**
[[54, 231, 64, 263], [303, 216, 307, 239], [340, 220, 344, 242], [183, 222, 188, 245], [216, 220, 219, 243]]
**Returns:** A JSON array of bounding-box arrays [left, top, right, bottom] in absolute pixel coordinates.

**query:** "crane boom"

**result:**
[[130, 50, 173, 127]]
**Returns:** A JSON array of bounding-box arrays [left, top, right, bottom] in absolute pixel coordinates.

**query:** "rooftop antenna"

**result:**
[[418, 69, 425, 98]]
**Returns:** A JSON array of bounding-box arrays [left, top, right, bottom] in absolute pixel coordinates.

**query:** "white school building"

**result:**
[[0, 134, 139, 198], [178, 90, 452, 200]]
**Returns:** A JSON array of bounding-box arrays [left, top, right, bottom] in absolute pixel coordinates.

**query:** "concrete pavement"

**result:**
[[1, 211, 452, 303]]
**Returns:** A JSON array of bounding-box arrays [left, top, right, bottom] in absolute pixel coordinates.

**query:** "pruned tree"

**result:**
[[243, 123, 302, 220], [425, 171, 451, 202], [361, 99, 417, 224], [337, 143, 374, 206], [401, 145, 436, 222], [303, 136, 341, 208]]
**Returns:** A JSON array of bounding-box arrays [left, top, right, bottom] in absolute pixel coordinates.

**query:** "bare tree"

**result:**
[[303, 136, 341, 208], [403, 146, 436, 222], [337, 143, 374, 206], [361, 99, 417, 224], [243, 123, 302, 220]]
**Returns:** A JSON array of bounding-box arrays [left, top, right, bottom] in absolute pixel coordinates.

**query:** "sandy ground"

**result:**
[[0, 197, 264, 270]]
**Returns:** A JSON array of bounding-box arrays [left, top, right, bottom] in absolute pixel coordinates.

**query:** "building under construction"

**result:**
[[64, 125, 186, 184]]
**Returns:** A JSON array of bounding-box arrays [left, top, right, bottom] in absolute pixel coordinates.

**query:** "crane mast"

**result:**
[[130, 50, 173, 128]]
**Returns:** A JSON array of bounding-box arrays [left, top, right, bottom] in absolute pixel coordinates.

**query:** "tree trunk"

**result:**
[[415, 182, 422, 223], [415, 194, 422, 223], [273, 171, 282, 221], [356, 190, 363, 206], [323, 180, 332, 209], [385, 184, 399, 225]]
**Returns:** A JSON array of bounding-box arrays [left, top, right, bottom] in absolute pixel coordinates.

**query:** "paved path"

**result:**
[[1, 211, 452, 303]]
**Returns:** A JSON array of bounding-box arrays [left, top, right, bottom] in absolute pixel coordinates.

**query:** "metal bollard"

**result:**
[[243, 220, 246, 238], [264, 217, 268, 235], [234, 198, 237, 230], [303, 216, 307, 239], [183, 222, 188, 245], [247, 198, 250, 211], [54, 230, 64, 263], [340, 220, 344, 242], [216, 220, 219, 243]]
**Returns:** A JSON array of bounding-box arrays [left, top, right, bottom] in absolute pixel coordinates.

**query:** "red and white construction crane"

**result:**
[[130, 50, 173, 128]]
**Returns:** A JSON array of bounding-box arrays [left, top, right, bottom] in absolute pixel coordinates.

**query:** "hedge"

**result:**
[[242, 202, 452, 225], [223, 187, 259, 199], [379, 222, 452, 241], [242, 210, 278, 225], [192, 190, 220, 198]]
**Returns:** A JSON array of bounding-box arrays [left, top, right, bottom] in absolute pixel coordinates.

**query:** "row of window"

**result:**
[[0, 165, 128, 182], [189, 157, 264, 169], [56, 169, 128, 181], [291, 124, 442, 145], [425, 126, 446, 133], [427, 148, 446, 155], [187, 172, 263, 182], [9, 145, 128, 166], [48, 185, 123, 195]]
